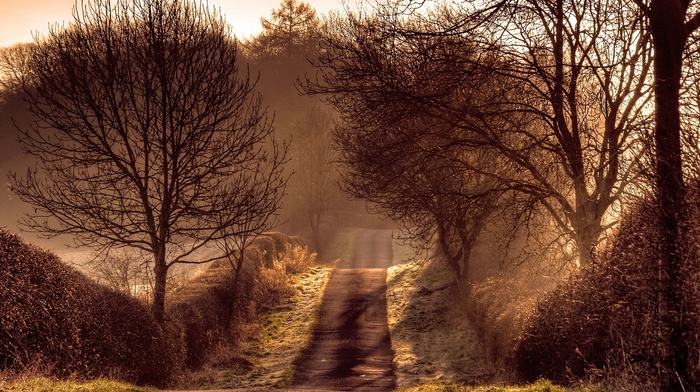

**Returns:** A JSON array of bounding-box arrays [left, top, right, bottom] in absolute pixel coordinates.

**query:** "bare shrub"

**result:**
[[252, 235, 279, 268], [265, 232, 290, 256], [166, 232, 314, 371], [254, 261, 296, 310], [279, 244, 316, 274], [167, 261, 239, 370], [466, 274, 554, 377]]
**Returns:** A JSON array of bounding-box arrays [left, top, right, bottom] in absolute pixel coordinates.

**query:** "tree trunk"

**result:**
[[573, 206, 599, 266], [310, 209, 321, 252], [649, 1, 689, 388], [436, 222, 464, 280], [227, 248, 247, 325], [152, 247, 168, 323]]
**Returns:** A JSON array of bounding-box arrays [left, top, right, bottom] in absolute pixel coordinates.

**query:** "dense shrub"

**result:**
[[252, 235, 281, 268], [516, 196, 700, 387], [0, 231, 173, 386], [166, 261, 235, 369]]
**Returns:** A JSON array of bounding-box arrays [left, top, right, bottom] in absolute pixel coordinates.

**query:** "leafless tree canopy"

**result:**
[[303, 0, 700, 388], [307, 0, 651, 272], [7, 0, 288, 321], [289, 107, 341, 251]]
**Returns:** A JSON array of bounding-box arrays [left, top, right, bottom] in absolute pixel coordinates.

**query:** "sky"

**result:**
[[0, 0, 346, 48]]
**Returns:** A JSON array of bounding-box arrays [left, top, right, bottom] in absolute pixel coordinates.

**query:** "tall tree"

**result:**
[[7, 0, 287, 322], [631, 0, 700, 389], [310, 0, 651, 267], [245, 0, 345, 247], [245, 0, 319, 62], [477, 0, 653, 264], [290, 107, 341, 252]]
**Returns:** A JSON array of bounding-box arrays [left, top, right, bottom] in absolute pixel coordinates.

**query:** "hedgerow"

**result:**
[[0, 231, 313, 387]]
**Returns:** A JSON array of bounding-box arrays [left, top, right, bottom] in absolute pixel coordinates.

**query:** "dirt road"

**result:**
[[291, 229, 396, 391]]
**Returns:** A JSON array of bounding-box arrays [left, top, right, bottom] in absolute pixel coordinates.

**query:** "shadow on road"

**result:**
[[291, 229, 396, 391]]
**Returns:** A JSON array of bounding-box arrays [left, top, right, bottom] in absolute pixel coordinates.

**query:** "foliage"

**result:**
[[175, 264, 330, 390], [245, 0, 319, 62], [0, 229, 313, 386], [466, 274, 554, 378], [165, 233, 312, 371]]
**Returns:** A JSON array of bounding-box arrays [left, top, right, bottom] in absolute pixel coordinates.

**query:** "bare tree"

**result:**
[[629, 0, 700, 388], [90, 250, 150, 296], [7, 0, 288, 322], [0, 43, 34, 97], [310, 0, 651, 267], [290, 107, 341, 252]]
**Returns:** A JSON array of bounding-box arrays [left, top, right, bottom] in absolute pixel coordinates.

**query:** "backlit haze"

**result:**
[[0, 0, 345, 255], [0, 0, 345, 48]]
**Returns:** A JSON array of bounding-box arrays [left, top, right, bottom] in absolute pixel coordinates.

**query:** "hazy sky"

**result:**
[[0, 0, 346, 48]]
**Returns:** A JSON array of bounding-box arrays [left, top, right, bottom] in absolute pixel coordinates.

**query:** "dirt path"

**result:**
[[291, 229, 396, 391]]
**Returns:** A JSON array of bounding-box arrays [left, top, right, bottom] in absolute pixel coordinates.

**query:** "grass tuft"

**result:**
[[396, 379, 601, 392], [0, 377, 153, 392]]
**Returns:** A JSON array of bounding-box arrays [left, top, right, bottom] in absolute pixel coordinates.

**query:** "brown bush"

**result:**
[[0, 230, 314, 385], [265, 232, 289, 254], [167, 261, 239, 370], [279, 243, 316, 274], [253, 261, 296, 310], [0, 231, 174, 386], [252, 235, 279, 268], [515, 197, 700, 387], [466, 274, 551, 376]]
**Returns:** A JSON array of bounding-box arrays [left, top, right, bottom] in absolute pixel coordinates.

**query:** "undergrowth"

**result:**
[[0, 230, 315, 388]]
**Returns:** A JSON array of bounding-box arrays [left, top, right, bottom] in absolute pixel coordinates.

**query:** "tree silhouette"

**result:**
[[245, 0, 319, 61], [7, 0, 288, 322], [289, 107, 340, 252], [631, 0, 700, 388], [310, 0, 650, 268]]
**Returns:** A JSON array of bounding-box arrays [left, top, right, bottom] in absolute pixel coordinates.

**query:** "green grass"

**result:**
[[249, 265, 333, 387], [0, 377, 153, 392], [397, 379, 601, 392]]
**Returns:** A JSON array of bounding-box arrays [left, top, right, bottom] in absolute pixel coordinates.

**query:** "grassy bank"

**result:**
[[175, 264, 332, 389], [386, 252, 601, 392], [397, 379, 600, 391], [0, 377, 152, 392], [386, 258, 491, 387]]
